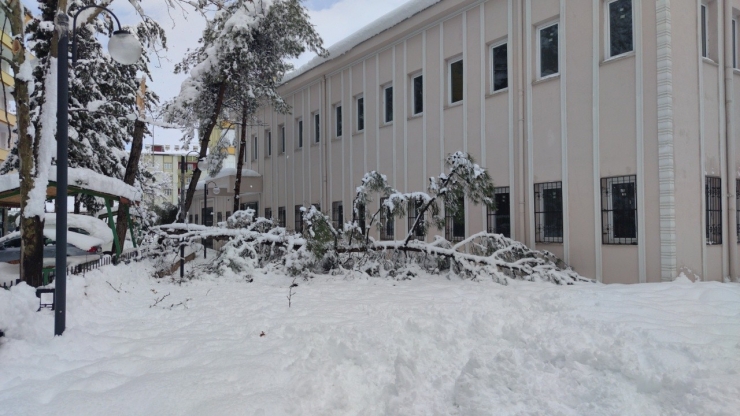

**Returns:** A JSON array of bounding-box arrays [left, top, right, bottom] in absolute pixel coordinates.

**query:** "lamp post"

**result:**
[[180, 151, 202, 278], [203, 180, 220, 259], [54, 6, 143, 336]]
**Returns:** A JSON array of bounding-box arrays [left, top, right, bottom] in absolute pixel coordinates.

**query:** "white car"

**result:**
[[43, 213, 133, 254]]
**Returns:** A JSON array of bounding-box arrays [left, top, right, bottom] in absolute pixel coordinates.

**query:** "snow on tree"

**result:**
[[164, 0, 326, 220]]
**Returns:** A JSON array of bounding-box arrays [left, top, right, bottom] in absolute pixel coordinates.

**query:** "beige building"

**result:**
[[189, 0, 740, 284]]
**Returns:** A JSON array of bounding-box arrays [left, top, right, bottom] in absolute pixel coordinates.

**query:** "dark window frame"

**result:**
[[412, 74, 423, 115], [294, 205, 303, 233], [701, 3, 708, 58], [278, 207, 286, 228], [706, 176, 722, 245], [449, 58, 464, 104], [314, 112, 320, 143], [606, 0, 634, 58], [265, 207, 272, 221], [491, 42, 508, 92], [335, 104, 343, 137], [357, 96, 365, 131], [297, 119, 303, 148], [252, 136, 258, 161], [487, 187, 511, 237], [407, 199, 425, 240], [534, 181, 563, 243], [332, 201, 343, 230], [601, 175, 637, 245], [380, 197, 394, 240], [444, 195, 465, 243], [265, 130, 271, 157], [384, 85, 393, 123], [280, 125, 285, 154], [538, 22, 559, 79]]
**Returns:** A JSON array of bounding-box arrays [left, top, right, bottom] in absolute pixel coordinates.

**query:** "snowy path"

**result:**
[[1, 262, 739, 415]]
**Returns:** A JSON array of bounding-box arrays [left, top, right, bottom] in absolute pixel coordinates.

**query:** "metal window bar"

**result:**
[[601, 175, 637, 244], [278, 207, 286, 228], [332, 201, 343, 230], [380, 198, 394, 240], [407, 199, 425, 240], [356, 203, 366, 235], [445, 196, 465, 243], [295, 205, 303, 233], [265, 208, 272, 221], [534, 181, 563, 243], [706, 176, 722, 244], [487, 187, 511, 237]]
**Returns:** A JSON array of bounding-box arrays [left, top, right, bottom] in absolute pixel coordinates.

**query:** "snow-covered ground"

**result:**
[[0, 260, 739, 415]]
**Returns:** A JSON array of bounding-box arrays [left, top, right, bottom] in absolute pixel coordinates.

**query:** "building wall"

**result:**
[[230, 0, 740, 283]]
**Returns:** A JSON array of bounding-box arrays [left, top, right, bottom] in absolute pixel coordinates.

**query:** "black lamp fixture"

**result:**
[[54, 6, 143, 336]]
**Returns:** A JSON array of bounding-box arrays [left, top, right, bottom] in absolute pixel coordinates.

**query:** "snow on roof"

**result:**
[[195, 168, 260, 190], [282, 0, 441, 84], [0, 167, 141, 203]]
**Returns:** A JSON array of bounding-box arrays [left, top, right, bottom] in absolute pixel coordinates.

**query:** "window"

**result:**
[[601, 176, 637, 244], [733, 18, 737, 68], [706, 176, 722, 244], [449, 58, 463, 104], [163, 162, 173, 170], [487, 187, 511, 237], [203, 207, 213, 226], [534, 181, 563, 243], [492, 42, 508, 91], [332, 201, 343, 230], [335, 104, 343, 137], [407, 199, 425, 240], [380, 198, 394, 240], [297, 119, 303, 148], [195, 214, 199, 225], [314, 113, 320, 143], [252, 136, 258, 161], [701, 3, 708, 58], [189, 214, 193, 224], [445, 196, 465, 242], [355, 203, 366, 235], [606, 0, 633, 58], [217, 212, 223, 223], [357, 96, 364, 131], [384, 85, 393, 123], [280, 125, 286, 154], [295, 205, 303, 232], [538, 22, 559, 78], [412, 74, 423, 115], [164, 188, 173, 196], [226, 211, 231, 220], [266, 130, 272, 157], [265, 207, 272, 220], [278, 206, 286, 227]]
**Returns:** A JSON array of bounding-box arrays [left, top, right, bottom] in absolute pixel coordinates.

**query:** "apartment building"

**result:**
[[190, 0, 740, 283]]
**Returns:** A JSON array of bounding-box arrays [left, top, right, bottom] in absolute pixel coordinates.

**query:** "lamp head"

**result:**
[[197, 159, 208, 171], [213, 187, 220, 195], [108, 30, 143, 65]]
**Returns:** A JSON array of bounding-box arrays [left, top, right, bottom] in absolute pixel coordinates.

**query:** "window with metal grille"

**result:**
[[195, 214, 199, 224], [278, 207, 286, 227], [295, 205, 303, 232], [356, 203, 366, 235], [265, 207, 272, 220], [487, 187, 510, 237], [706, 176, 722, 244], [189, 214, 193, 224], [380, 197, 394, 240], [601, 176, 637, 244], [332, 201, 343, 230], [534, 181, 563, 243], [445, 196, 465, 242], [407, 199, 425, 240]]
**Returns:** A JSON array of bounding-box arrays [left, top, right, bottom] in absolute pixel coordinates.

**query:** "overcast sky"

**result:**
[[95, 0, 415, 146]]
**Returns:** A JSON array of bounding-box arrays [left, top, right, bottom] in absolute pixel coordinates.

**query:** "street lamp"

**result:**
[[54, 6, 143, 336], [203, 180, 220, 259]]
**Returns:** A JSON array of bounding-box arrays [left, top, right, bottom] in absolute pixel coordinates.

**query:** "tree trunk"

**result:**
[[115, 119, 146, 247], [233, 103, 248, 214], [179, 81, 227, 222], [73, 195, 80, 214]]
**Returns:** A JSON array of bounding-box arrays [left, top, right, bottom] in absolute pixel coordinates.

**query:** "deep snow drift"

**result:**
[[0, 261, 739, 415]]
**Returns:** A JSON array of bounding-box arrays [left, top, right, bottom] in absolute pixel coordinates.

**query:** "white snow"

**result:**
[[0, 260, 738, 415], [194, 167, 260, 190], [283, 0, 442, 83]]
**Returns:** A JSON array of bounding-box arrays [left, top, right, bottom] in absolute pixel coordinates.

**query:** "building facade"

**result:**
[[191, 0, 740, 284]]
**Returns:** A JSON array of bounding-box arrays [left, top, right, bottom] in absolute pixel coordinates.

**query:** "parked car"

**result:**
[[43, 213, 132, 254], [0, 229, 103, 263]]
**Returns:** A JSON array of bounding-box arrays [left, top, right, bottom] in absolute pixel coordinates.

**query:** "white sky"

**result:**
[[100, 0, 415, 146]]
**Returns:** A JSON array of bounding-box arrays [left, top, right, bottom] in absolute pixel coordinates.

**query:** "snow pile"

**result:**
[[0, 262, 738, 415], [0, 168, 141, 203]]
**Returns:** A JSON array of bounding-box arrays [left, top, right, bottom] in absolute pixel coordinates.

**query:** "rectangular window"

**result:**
[[195, 214, 199, 225], [357, 96, 364, 131], [226, 211, 231, 220], [314, 113, 320, 143], [252, 136, 258, 160], [407, 199, 425, 240], [295, 205, 303, 232], [534, 181, 563, 243], [266, 130, 272, 157], [265, 207, 272, 220], [189, 214, 193, 224], [606, 0, 633, 58], [487, 187, 511, 237], [163, 162, 173, 170], [217, 212, 223, 223], [380, 198, 394, 240], [278, 206, 286, 227], [445, 196, 465, 242], [332, 201, 343, 230], [449, 58, 464, 104], [492, 42, 508, 91], [733, 18, 737, 68], [280, 125, 286, 154], [335, 105, 343, 137], [706, 176, 722, 244], [538, 22, 559, 78], [356, 203, 366, 235], [701, 4, 708, 58], [412, 74, 423, 115], [736, 180, 740, 240], [601, 176, 637, 244], [297, 119, 303, 148], [384, 85, 393, 123]]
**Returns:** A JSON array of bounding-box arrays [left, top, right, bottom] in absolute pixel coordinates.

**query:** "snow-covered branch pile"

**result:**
[[148, 152, 591, 285]]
